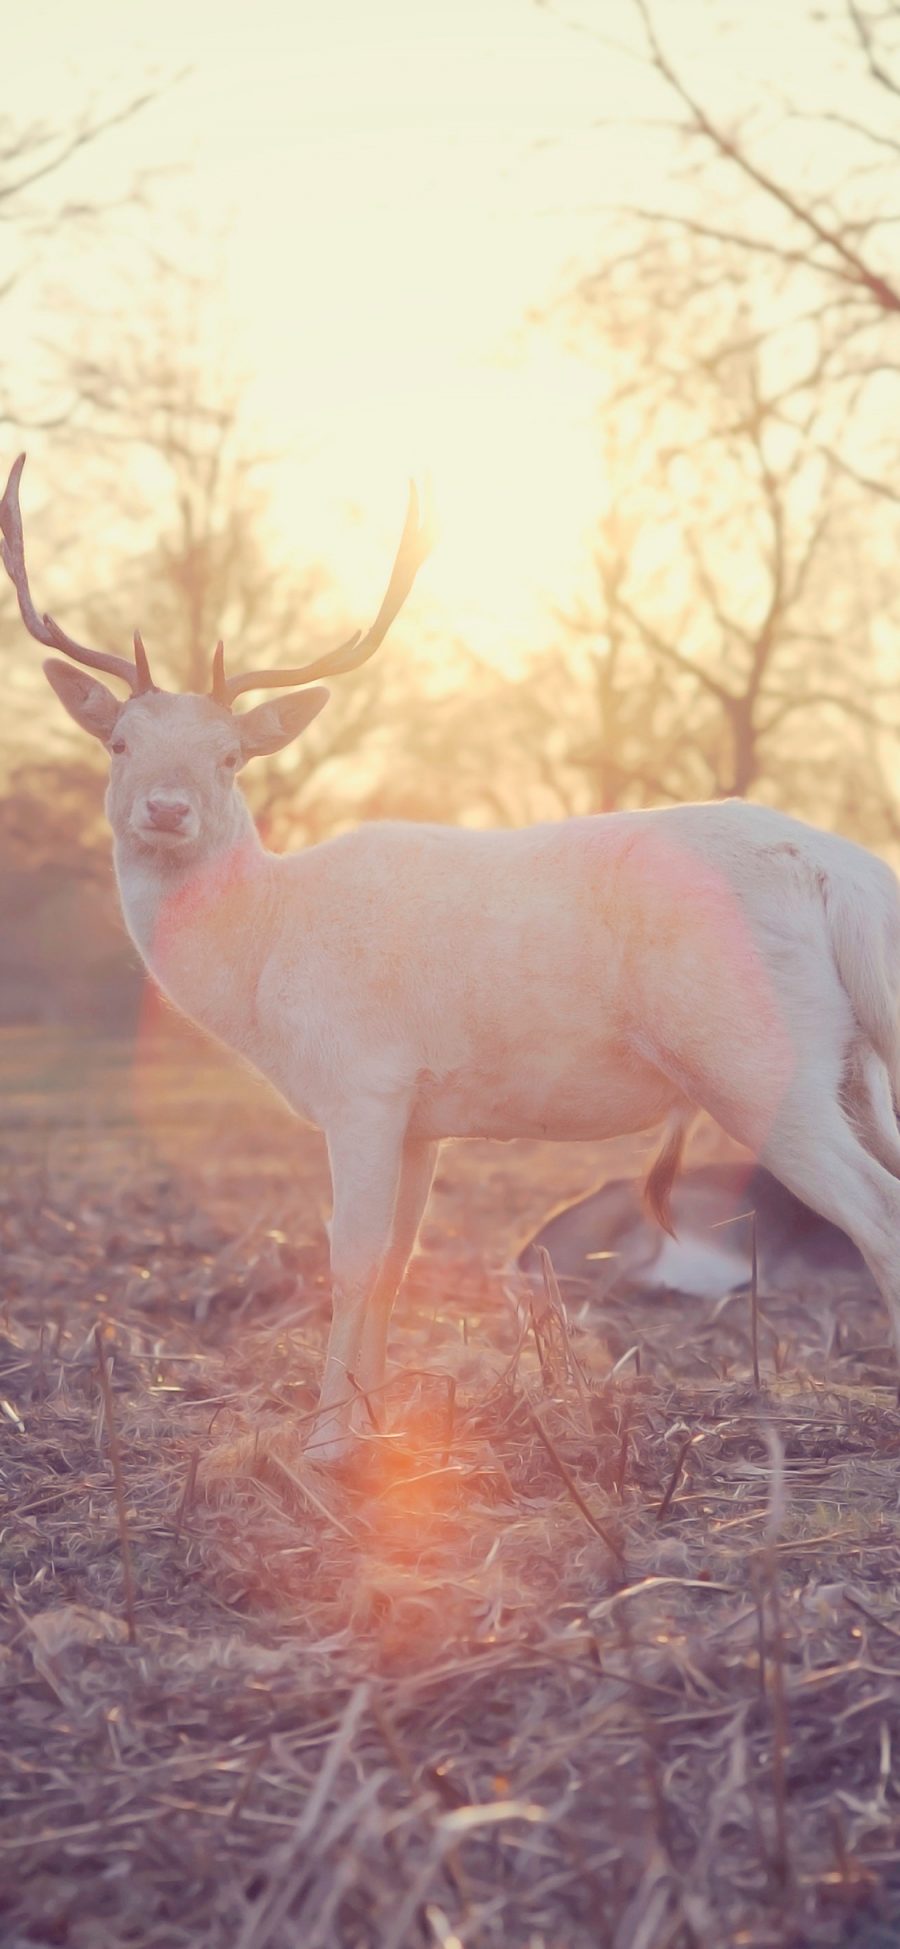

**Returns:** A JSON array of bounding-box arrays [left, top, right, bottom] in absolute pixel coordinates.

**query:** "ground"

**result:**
[[3, 1017, 900, 1949]]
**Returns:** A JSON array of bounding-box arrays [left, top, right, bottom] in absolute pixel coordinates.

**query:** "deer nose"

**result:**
[[146, 795, 191, 832]]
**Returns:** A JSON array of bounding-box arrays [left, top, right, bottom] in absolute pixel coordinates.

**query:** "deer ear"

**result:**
[[43, 658, 121, 743], [237, 686, 330, 760]]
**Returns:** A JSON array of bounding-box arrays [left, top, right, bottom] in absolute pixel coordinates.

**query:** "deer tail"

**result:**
[[643, 1109, 695, 1238]]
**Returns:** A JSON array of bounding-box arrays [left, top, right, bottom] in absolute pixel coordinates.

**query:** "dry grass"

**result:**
[[3, 1024, 900, 1948]]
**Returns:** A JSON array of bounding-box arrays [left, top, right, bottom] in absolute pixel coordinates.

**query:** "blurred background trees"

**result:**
[[556, 0, 900, 831], [3, 0, 900, 1025]]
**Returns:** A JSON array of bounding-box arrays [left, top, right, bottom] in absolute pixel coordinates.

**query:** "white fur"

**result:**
[[645, 1233, 748, 1299], [46, 679, 900, 1457]]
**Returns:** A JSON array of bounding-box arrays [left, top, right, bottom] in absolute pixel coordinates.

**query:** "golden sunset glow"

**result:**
[[7, 15, 900, 1944], [2, 0, 843, 677]]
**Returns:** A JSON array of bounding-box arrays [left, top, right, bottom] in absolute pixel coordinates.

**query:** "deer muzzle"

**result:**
[[135, 792, 200, 842]]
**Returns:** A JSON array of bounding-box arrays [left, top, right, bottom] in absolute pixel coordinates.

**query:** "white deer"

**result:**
[[5, 452, 900, 1460]]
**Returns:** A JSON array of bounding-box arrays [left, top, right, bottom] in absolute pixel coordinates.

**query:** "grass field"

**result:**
[[3, 1019, 900, 1948]]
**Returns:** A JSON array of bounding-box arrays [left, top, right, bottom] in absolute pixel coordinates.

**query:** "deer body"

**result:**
[[116, 806, 691, 1144], [7, 453, 900, 1464], [110, 783, 900, 1463], [117, 794, 899, 1149]]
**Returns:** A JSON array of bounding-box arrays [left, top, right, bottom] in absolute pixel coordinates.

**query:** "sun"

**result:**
[[259, 338, 607, 678], [417, 351, 608, 668]]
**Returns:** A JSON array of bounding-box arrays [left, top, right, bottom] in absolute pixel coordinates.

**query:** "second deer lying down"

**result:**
[[6, 452, 900, 1462], [518, 1161, 874, 1300]]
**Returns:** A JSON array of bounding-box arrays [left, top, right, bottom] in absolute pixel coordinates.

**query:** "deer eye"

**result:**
[[110, 738, 127, 756], [220, 751, 240, 770]]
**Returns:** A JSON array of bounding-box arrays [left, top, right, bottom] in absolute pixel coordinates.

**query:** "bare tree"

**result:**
[[64, 327, 308, 693], [533, 0, 900, 832], [0, 83, 167, 433], [0, 78, 173, 765], [538, 328, 900, 826], [627, 0, 900, 318], [566, 0, 900, 505], [32, 312, 452, 849]]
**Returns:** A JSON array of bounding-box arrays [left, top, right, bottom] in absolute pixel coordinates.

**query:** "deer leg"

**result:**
[[355, 1137, 439, 1415], [755, 1087, 900, 1364], [663, 1009, 900, 1360], [309, 1105, 408, 1464], [843, 1044, 900, 1180]]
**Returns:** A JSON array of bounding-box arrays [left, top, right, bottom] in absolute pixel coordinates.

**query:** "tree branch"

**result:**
[[631, 0, 900, 313]]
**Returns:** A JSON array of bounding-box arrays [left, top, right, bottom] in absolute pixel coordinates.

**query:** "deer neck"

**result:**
[[113, 805, 275, 1047]]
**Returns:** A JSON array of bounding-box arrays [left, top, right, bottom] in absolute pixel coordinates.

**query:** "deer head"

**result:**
[[0, 454, 433, 864]]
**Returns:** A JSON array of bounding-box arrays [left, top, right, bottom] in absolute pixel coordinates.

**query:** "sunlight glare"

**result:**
[[258, 344, 608, 673]]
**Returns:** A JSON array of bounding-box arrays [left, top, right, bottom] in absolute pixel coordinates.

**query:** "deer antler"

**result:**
[[0, 454, 157, 694], [210, 480, 435, 707]]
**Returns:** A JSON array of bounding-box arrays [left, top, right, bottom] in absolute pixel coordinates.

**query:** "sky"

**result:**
[[2, 0, 858, 668]]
